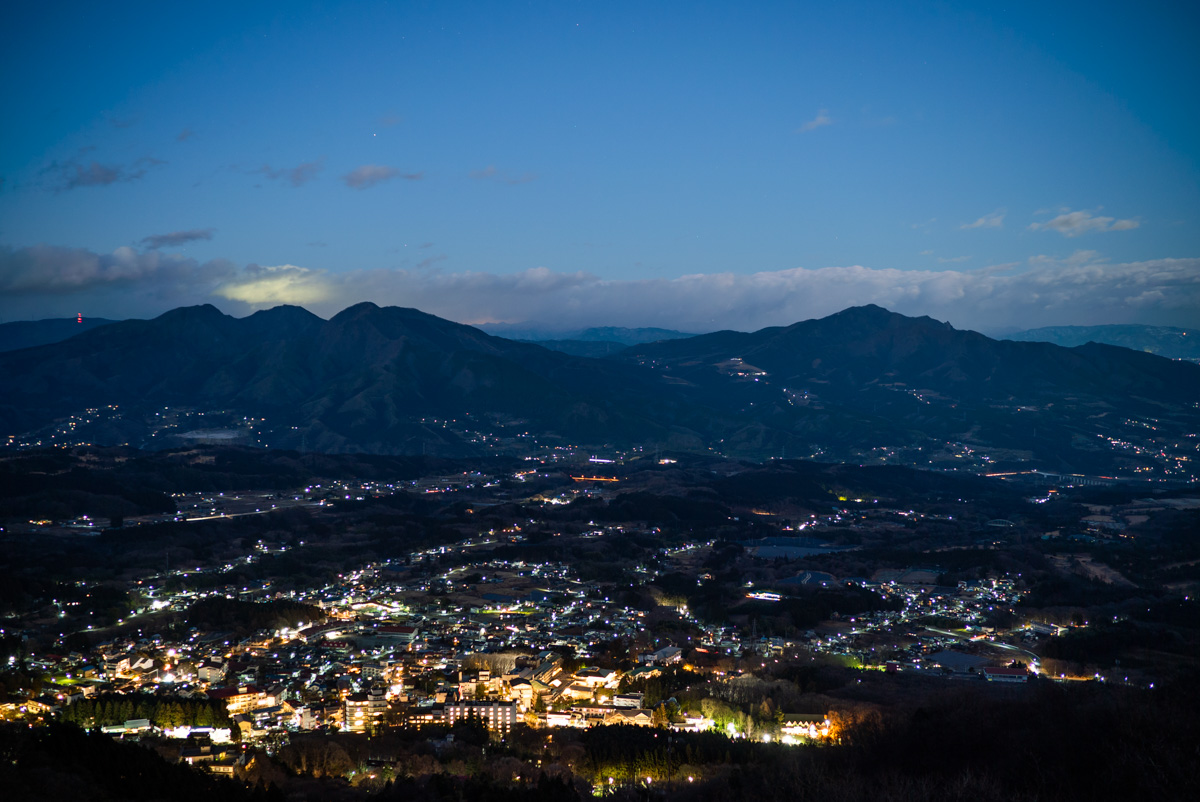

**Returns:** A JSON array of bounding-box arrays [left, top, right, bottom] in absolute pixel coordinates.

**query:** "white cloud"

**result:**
[[1027, 249, 1103, 268], [140, 229, 215, 249], [342, 164, 422, 189], [271, 256, 1200, 332], [2, 245, 1197, 331], [0, 244, 235, 320], [216, 264, 332, 306], [1029, 209, 1140, 237], [257, 160, 323, 187], [796, 109, 832, 133], [961, 209, 1005, 229], [48, 156, 166, 190]]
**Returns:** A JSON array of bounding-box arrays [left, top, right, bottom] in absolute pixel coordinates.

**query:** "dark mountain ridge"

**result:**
[[626, 305, 1193, 403], [0, 316, 121, 352], [1005, 323, 1200, 360], [480, 323, 695, 344], [618, 305, 1200, 472], [0, 302, 689, 455], [516, 327, 696, 357], [1, 303, 1196, 475]]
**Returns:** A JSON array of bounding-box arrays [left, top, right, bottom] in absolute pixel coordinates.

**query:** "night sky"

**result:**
[[2, 1, 1197, 332]]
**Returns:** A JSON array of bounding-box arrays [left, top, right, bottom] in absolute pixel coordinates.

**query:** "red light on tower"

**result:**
[[78, 313, 83, 323]]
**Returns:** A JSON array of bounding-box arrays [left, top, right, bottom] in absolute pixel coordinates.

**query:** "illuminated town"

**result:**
[[6, 441, 1192, 800]]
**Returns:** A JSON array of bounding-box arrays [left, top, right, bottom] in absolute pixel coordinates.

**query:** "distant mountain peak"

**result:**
[[246, 304, 323, 320], [240, 305, 325, 339], [331, 301, 382, 322], [812, 304, 898, 326], [331, 303, 455, 326], [799, 306, 957, 339], [155, 303, 225, 320], [831, 304, 948, 326], [843, 303, 891, 315]]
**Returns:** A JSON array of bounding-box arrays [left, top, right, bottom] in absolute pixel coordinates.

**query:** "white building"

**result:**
[[444, 700, 518, 733]]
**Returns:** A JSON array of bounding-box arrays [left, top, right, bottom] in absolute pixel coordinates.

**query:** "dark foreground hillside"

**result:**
[[3, 678, 1196, 801]]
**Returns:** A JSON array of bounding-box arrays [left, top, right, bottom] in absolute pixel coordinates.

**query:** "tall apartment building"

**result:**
[[443, 700, 518, 734], [343, 686, 388, 733]]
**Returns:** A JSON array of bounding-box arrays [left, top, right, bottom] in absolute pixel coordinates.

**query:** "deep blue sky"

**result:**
[[2, 0, 1197, 331]]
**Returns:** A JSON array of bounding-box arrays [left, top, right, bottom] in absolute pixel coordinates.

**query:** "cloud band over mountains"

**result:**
[[1, 243, 1196, 332]]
